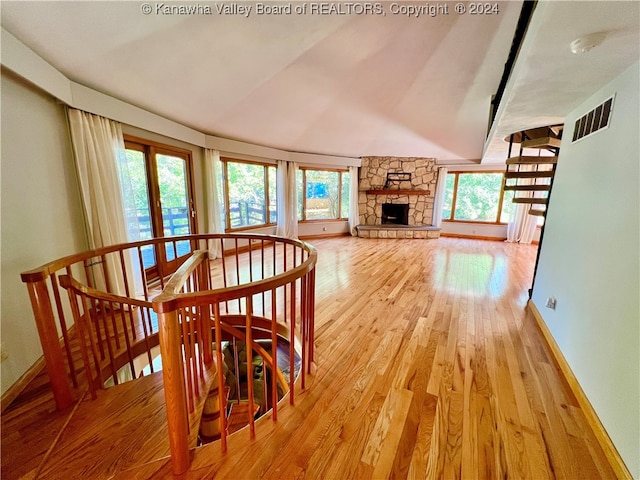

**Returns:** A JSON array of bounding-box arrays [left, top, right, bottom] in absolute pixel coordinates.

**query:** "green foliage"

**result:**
[[443, 172, 509, 223]]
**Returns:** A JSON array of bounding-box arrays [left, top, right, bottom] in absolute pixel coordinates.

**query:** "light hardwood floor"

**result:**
[[2, 237, 617, 479]]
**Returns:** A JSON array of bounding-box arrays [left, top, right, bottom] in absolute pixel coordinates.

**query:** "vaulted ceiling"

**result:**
[[1, 1, 638, 163]]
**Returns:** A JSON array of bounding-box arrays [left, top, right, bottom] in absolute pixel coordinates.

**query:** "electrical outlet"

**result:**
[[545, 297, 557, 310], [322, 227, 327, 231]]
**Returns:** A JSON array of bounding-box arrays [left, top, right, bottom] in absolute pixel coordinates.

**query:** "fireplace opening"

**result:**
[[382, 203, 409, 225]]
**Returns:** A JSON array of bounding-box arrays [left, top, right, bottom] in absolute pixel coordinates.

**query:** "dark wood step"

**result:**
[[506, 155, 558, 165], [521, 136, 561, 149], [529, 209, 546, 217], [504, 184, 551, 192], [512, 198, 549, 205], [505, 171, 554, 180]]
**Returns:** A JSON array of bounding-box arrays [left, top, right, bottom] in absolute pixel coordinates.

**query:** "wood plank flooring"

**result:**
[[2, 237, 618, 479]]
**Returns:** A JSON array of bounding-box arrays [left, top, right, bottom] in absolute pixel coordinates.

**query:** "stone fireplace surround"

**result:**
[[356, 156, 441, 239]]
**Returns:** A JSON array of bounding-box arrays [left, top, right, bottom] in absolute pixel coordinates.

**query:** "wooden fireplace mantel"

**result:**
[[364, 189, 431, 196]]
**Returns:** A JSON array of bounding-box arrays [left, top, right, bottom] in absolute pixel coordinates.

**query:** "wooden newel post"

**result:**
[[25, 279, 74, 410], [157, 308, 190, 475]]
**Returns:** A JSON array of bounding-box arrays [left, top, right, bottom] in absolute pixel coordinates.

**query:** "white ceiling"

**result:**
[[1, 2, 638, 163], [484, 0, 640, 163]]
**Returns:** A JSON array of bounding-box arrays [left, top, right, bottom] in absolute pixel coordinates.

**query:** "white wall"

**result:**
[[531, 62, 639, 478], [1, 70, 88, 395]]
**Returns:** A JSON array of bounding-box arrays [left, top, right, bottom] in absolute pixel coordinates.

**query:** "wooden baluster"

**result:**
[[289, 280, 296, 405], [23, 279, 74, 410], [157, 308, 190, 475], [221, 238, 229, 313], [80, 294, 104, 388], [115, 300, 136, 380], [62, 279, 97, 400], [99, 299, 119, 385], [235, 238, 241, 312], [245, 296, 256, 438], [213, 302, 228, 453], [261, 240, 266, 315], [49, 273, 77, 387], [180, 307, 195, 413], [300, 273, 307, 390], [271, 287, 278, 421], [101, 254, 114, 294]]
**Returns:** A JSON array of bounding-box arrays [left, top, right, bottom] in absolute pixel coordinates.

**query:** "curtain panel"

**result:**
[[432, 166, 448, 228], [204, 149, 224, 258], [348, 166, 359, 236], [67, 108, 133, 294], [276, 160, 299, 239], [506, 164, 538, 244]]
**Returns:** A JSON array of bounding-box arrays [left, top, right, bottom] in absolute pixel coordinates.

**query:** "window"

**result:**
[[123, 137, 196, 278], [297, 168, 350, 221], [222, 158, 276, 230], [442, 171, 513, 223]]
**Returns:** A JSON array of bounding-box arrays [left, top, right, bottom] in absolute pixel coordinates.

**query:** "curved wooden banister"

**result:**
[[21, 233, 317, 476], [59, 274, 153, 309]]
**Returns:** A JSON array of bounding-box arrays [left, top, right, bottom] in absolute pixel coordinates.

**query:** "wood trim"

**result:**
[[364, 189, 431, 196], [527, 300, 633, 480], [123, 134, 193, 156], [442, 219, 508, 226], [439, 232, 506, 242], [299, 232, 350, 240], [1, 357, 46, 413]]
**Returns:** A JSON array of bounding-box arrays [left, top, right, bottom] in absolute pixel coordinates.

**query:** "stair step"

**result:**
[[529, 209, 546, 217], [505, 171, 554, 180], [512, 198, 549, 205], [227, 402, 261, 435], [504, 184, 551, 192], [506, 155, 558, 165], [521, 136, 561, 149]]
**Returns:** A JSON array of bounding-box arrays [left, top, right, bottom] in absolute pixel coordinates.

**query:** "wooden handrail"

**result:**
[[21, 233, 317, 475]]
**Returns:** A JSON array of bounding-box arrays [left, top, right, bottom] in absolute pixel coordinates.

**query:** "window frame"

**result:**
[[123, 135, 198, 279], [442, 170, 511, 225], [298, 167, 350, 223], [221, 157, 277, 232]]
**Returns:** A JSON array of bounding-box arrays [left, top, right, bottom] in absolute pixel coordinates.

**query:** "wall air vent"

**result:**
[[572, 95, 614, 143]]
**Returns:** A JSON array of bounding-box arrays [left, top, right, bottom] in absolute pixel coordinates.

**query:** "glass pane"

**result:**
[[227, 162, 266, 228], [453, 173, 502, 222], [157, 154, 192, 260], [268, 166, 277, 224], [340, 171, 350, 219], [442, 174, 455, 220], [304, 170, 339, 220], [500, 188, 515, 223], [122, 149, 155, 269]]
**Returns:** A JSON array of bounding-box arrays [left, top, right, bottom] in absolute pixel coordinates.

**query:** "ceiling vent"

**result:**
[[572, 95, 614, 143]]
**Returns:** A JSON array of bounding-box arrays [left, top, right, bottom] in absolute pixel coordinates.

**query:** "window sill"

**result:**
[[443, 219, 508, 226]]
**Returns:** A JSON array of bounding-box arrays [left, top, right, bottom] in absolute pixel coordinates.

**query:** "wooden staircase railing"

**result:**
[[20, 234, 317, 477]]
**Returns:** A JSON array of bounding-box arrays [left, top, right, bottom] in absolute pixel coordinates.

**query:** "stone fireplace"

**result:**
[[356, 156, 441, 239]]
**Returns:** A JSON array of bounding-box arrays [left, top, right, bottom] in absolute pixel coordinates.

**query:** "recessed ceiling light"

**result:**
[[570, 32, 607, 54]]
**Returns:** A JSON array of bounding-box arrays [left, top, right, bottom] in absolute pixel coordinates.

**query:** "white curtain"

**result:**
[[204, 149, 224, 258], [506, 164, 538, 244], [348, 166, 359, 236], [432, 166, 448, 227], [67, 108, 132, 294], [276, 160, 298, 239]]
